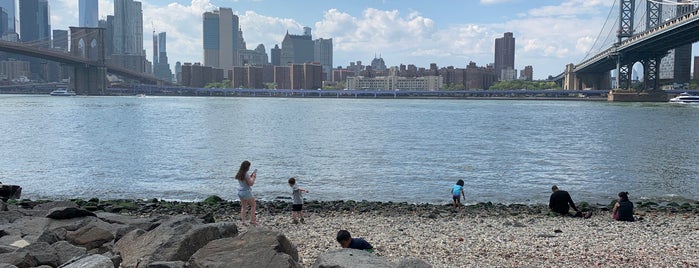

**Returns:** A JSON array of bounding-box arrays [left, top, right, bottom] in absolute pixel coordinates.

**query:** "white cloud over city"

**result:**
[[48, 0, 696, 79]]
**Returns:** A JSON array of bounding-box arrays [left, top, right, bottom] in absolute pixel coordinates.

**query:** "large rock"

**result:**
[[0, 251, 38, 268], [114, 215, 238, 268], [65, 224, 114, 250], [0, 201, 6, 212], [16, 242, 59, 267], [51, 241, 87, 266], [396, 258, 432, 268], [0, 185, 21, 202], [59, 254, 114, 268], [313, 249, 394, 268], [188, 227, 300, 268], [46, 207, 96, 220], [146, 261, 186, 268]]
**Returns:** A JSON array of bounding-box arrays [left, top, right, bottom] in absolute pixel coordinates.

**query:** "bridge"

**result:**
[[568, 0, 699, 97], [0, 27, 167, 95]]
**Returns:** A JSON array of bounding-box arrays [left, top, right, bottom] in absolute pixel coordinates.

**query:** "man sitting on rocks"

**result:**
[[336, 230, 374, 253], [549, 185, 590, 218]]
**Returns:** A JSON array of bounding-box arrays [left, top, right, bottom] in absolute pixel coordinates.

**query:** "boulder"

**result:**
[[146, 261, 186, 268], [0, 263, 18, 268], [0, 251, 38, 268], [313, 249, 394, 268], [59, 254, 114, 268], [52, 241, 87, 265], [46, 207, 96, 220], [0, 200, 6, 212], [0, 185, 21, 202], [188, 227, 299, 268], [65, 224, 114, 250], [397, 258, 432, 268], [114, 215, 238, 268], [16, 242, 59, 267]]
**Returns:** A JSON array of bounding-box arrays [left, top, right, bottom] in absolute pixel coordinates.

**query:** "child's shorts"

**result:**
[[292, 204, 303, 211]]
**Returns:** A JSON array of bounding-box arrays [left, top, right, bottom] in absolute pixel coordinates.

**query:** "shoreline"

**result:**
[[4, 198, 698, 267]]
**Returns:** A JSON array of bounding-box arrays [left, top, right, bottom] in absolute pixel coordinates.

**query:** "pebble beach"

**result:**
[[220, 201, 699, 267]]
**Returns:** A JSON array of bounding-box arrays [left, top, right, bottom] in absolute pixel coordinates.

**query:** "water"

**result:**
[[1, 94, 698, 205]]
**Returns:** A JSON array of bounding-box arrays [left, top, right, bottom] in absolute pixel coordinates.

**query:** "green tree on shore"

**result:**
[[488, 80, 560, 90], [205, 80, 231, 88]]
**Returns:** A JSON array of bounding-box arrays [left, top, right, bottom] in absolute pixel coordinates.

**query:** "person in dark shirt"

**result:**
[[612, 191, 635, 222], [549, 185, 586, 217], [336, 230, 373, 253]]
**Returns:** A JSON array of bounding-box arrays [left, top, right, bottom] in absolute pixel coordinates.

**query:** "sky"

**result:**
[[49, 0, 699, 80]]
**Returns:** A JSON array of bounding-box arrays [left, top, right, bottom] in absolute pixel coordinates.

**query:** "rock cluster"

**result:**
[[0, 200, 432, 268]]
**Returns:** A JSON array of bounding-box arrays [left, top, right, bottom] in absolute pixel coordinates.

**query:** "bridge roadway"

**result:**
[[0, 40, 164, 85], [575, 8, 699, 73]]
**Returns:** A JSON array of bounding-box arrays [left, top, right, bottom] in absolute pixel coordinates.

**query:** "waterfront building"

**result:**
[[175, 61, 182, 84], [314, 38, 333, 80], [203, 8, 239, 70], [280, 31, 314, 65], [521, 65, 533, 81], [230, 66, 263, 88], [79, 0, 98, 27], [346, 75, 442, 91], [181, 62, 224, 88], [332, 69, 355, 83], [271, 44, 281, 66], [238, 43, 268, 66], [290, 63, 322, 90], [274, 66, 291, 89], [0, 59, 29, 80], [494, 32, 515, 81]]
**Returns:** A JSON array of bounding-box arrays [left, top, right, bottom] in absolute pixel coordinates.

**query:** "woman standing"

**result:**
[[236, 160, 257, 225]]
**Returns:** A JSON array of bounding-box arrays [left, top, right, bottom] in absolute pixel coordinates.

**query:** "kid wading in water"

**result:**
[[452, 179, 466, 210]]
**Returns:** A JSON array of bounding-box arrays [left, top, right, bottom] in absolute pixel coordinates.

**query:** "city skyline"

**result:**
[[48, 0, 699, 80]]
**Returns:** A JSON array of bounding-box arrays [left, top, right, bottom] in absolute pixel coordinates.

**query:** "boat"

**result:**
[[668, 92, 699, 104], [136, 93, 146, 98], [49, 89, 76, 96]]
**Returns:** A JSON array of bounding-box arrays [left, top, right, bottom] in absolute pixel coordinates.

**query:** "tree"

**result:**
[[488, 80, 560, 90], [205, 80, 230, 88], [263, 82, 278, 89]]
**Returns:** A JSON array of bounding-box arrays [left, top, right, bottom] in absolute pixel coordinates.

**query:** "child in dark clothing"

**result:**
[[336, 230, 373, 253]]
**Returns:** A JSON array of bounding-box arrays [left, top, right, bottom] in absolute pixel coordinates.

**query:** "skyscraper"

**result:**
[[314, 38, 333, 80], [113, 0, 143, 55], [271, 44, 281, 66], [0, 0, 17, 36], [153, 32, 173, 82], [79, 0, 98, 27], [19, 0, 50, 45], [280, 31, 313, 65], [494, 32, 515, 81], [203, 7, 239, 70]]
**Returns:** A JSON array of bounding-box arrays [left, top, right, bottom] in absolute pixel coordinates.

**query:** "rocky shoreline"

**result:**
[[1, 197, 698, 267]]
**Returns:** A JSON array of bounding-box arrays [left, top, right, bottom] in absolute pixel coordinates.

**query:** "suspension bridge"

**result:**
[[568, 0, 699, 100]]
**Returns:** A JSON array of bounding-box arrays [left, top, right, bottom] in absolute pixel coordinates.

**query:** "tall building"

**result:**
[[0, 0, 17, 36], [494, 32, 515, 81], [113, 0, 143, 55], [314, 38, 332, 80], [19, 0, 50, 45], [693, 56, 699, 81], [153, 32, 173, 82], [659, 3, 692, 84], [98, 17, 114, 56], [270, 44, 281, 66], [79, 0, 98, 27], [521, 65, 533, 81], [280, 31, 313, 65], [203, 7, 239, 70]]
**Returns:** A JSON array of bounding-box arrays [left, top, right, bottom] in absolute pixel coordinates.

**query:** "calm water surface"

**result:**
[[1, 94, 698, 205]]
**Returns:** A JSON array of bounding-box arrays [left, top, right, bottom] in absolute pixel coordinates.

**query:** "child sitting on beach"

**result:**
[[288, 177, 309, 224], [612, 191, 635, 222], [336, 230, 374, 253], [451, 179, 466, 210]]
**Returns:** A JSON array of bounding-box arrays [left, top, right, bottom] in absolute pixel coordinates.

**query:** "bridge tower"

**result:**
[[641, 0, 663, 91], [615, 0, 635, 90], [69, 27, 107, 95]]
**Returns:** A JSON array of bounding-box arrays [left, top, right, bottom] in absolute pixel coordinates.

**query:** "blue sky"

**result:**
[[51, 0, 698, 80]]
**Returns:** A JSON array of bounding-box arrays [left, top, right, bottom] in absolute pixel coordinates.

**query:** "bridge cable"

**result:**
[[581, 0, 618, 62]]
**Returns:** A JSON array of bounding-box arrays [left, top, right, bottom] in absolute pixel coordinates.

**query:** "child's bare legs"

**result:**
[[240, 199, 248, 225], [249, 198, 257, 224]]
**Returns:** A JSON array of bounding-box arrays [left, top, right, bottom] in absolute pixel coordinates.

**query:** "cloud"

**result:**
[[480, 0, 514, 4]]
